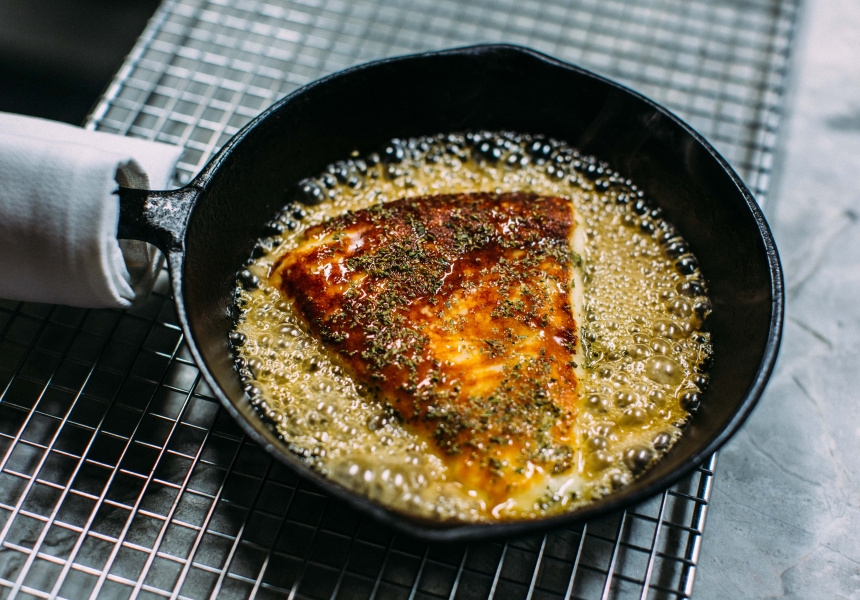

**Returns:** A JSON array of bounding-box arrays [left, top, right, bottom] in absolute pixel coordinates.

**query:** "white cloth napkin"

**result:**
[[0, 113, 183, 308]]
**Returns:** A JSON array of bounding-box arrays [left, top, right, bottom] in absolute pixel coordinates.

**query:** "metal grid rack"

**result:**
[[0, 0, 799, 598]]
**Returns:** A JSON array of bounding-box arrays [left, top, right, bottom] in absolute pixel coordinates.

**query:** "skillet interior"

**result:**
[[174, 45, 781, 541]]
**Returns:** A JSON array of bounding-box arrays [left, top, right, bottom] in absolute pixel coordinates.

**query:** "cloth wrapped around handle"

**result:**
[[0, 113, 183, 308]]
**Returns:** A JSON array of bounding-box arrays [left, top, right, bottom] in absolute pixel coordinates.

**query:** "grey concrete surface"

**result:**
[[0, 0, 160, 123], [695, 0, 860, 598]]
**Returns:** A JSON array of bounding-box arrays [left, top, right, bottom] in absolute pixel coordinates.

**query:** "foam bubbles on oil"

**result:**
[[231, 132, 713, 522]]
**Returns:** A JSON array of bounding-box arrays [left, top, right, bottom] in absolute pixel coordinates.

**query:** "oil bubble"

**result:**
[[667, 298, 692, 318], [613, 389, 640, 408], [628, 344, 651, 360], [650, 337, 671, 355], [652, 319, 686, 340], [653, 432, 672, 450], [644, 356, 684, 385], [623, 447, 653, 474], [621, 407, 648, 425]]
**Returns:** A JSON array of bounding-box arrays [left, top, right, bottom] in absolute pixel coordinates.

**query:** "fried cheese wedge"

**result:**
[[271, 192, 583, 505]]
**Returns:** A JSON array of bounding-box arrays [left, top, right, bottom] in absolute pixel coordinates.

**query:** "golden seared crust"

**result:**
[[271, 192, 580, 501]]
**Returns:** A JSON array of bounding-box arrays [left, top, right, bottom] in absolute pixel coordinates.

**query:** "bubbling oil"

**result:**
[[231, 132, 713, 522]]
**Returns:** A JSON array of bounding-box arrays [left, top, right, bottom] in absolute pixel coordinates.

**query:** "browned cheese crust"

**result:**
[[271, 192, 580, 501]]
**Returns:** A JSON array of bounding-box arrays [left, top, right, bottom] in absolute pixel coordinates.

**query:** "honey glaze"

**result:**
[[231, 132, 713, 522]]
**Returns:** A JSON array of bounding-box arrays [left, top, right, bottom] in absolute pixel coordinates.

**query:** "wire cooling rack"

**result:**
[[0, 0, 799, 598]]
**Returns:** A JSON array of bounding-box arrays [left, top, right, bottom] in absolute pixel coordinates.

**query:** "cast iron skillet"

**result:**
[[117, 44, 783, 542]]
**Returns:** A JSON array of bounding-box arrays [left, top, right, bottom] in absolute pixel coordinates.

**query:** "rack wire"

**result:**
[[0, 0, 799, 598]]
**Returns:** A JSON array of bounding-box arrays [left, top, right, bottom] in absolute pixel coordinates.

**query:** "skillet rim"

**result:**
[[161, 43, 784, 543]]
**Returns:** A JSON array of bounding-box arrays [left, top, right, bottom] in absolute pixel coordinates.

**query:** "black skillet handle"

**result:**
[[116, 186, 201, 253]]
